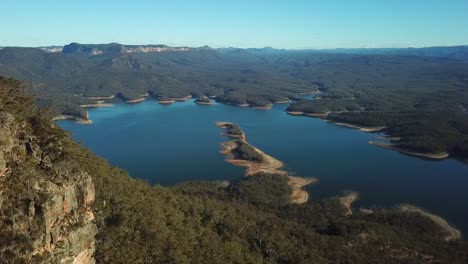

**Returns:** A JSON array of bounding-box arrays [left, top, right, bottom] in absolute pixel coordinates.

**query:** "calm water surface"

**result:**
[[58, 100, 468, 232]]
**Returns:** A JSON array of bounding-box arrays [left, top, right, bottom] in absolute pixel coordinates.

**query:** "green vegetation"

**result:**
[[234, 173, 292, 207], [0, 44, 315, 117], [1, 77, 468, 263], [223, 123, 243, 136], [232, 140, 264, 162], [194, 97, 212, 103], [2, 43, 467, 159], [176, 173, 292, 208], [287, 98, 361, 113], [282, 54, 468, 160]]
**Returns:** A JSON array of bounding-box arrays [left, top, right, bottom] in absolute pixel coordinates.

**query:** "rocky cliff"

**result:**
[[0, 78, 97, 264], [61, 42, 197, 56]]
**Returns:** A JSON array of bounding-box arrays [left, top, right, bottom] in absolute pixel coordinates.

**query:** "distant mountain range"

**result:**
[[223, 45, 468, 62], [3, 43, 466, 62], [0, 42, 467, 117]]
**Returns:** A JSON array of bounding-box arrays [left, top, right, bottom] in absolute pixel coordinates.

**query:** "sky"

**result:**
[[1, 0, 468, 49]]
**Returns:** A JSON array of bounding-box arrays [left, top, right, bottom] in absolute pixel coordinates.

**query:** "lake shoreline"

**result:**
[[254, 104, 273, 110], [86, 95, 115, 100], [369, 141, 450, 159], [158, 100, 176, 104], [399, 204, 461, 241], [286, 111, 328, 118], [56, 98, 468, 234], [56, 97, 454, 161], [325, 120, 385, 132], [53, 111, 93, 125], [126, 97, 146, 104], [286, 110, 453, 160], [195, 99, 215, 105], [80, 103, 114, 108]]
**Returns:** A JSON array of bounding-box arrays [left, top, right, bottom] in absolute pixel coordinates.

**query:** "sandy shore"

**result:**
[[52, 114, 92, 125], [86, 95, 115, 100], [217, 122, 316, 204], [399, 204, 461, 241], [327, 121, 385, 132], [237, 103, 249, 107], [289, 176, 318, 204], [158, 100, 176, 105], [305, 113, 328, 118], [338, 192, 359, 216], [286, 111, 305, 115], [80, 103, 114, 108], [255, 105, 273, 110], [52, 115, 76, 121], [75, 118, 93, 124], [274, 100, 292, 104], [369, 141, 449, 159], [126, 97, 146, 104]]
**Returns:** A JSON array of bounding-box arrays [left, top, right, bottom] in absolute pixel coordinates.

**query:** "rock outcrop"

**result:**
[[61, 42, 199, 57], [0, 110, 97, 263]]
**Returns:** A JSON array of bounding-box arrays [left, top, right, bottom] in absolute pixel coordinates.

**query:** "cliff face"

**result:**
[[0, 108, 97, 263], [61, 42, 195, 56]]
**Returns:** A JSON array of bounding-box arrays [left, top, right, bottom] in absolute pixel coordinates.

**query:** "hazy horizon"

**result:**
[[2, 42, 468, 50], [2, 0, 468, 49]]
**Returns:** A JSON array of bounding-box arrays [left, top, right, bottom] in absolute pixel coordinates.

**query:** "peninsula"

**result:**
[[216, 122, 316, 203]]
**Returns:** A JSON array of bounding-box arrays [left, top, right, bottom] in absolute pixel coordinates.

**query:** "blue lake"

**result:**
[[58, 100, 468, 233]]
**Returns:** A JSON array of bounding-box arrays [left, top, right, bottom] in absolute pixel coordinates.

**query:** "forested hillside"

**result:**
[[0, 43, 315, 116], [248, 45, 468, 62], [1, 43, 468, 160], [1, 77, 468, 263], [282, 54, 468, 160]]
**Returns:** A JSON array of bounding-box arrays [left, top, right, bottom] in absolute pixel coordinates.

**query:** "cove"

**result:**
[[57, 100, 468, 233]]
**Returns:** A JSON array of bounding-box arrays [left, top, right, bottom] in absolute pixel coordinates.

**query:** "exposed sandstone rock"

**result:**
[[0, 111, 97, 264]]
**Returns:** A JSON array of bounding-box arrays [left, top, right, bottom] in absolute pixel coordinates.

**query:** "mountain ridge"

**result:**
[[3, 43, 467, 61]]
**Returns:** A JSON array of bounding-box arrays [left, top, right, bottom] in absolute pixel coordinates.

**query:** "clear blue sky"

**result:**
[[2, 0, 468, 49]]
